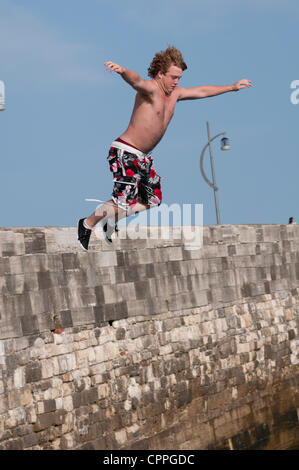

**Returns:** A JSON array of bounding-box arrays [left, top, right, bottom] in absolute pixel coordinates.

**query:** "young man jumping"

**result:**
[[78, 46, 251, 250]]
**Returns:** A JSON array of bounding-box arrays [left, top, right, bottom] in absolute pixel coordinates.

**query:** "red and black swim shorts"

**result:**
[[107, 139, 162, 209]]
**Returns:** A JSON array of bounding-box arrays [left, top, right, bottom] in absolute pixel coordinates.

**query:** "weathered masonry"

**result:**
[[0, 225, 298, 450]]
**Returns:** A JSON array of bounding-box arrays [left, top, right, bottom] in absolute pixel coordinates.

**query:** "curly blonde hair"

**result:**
[[148, 46, 187, 78]]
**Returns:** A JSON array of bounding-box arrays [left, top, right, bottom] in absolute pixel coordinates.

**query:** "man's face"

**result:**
[[160, 64, 183, 94]]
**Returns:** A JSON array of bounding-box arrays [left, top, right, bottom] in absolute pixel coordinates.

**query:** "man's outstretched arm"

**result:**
[[104, 61, 154, 95], [177, 79, 252, 101]]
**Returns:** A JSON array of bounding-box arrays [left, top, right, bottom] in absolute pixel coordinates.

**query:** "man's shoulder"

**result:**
[[144, 79, 158, 93], [175, 86, 188, 101], [135, 79, 157, 96], [135, 80, 159, 100]]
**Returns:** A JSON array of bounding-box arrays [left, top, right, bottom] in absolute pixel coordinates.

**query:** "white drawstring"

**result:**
[[85, 198, 120, 208]]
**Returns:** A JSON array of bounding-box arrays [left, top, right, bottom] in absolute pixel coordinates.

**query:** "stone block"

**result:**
[[250, 282, 266, 297], [58, 353, 77, 374], [94, 300, 128, 324], [36, 271, 53, 290], [33, 412, 56, 432], [211, 286, 239, 304], [114, 282, 136, 302], [135, 249, 154, 265], [231, 429, 252, 450], [93, 285, 105, 305], [20, 315, 39, 336], [0, 232, 25, 257], [28, 290, 53, 316], [41, 358, 56, 379], [25, 361, 42, 383], [5, 291, 33, 318], [86, 251, 118, 267], [152, 276, 179, 298], [46, 253, 64, 272], [22, 432, 38, 448], [103, 284, 121, 304], [205, 245, 229, 259], [61, 253, 80, 270], [24, 231, 47, 254], [126, 299, 147, 318], [113, 301, 128, 320], [3, 438, 23, 450], [13, 367, 25, 389], [37, 312, 54, 332], [0, 257, 10, 276], [237, 227, 257, 243], [165, 246, 184, 261], [63, 269, 88, 290], [69, 307, 95, 327], [167, 260, 184, 276], [56, 310, 72, 328], [3, 274, 24, 295], [121, 265, 140, 283], [112, 265, 125, 284], [0, 310, 23, 340], [134, 280, 151, 300]]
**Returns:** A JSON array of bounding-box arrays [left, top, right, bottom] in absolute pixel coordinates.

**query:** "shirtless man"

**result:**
[[78, 46, 251, 250]]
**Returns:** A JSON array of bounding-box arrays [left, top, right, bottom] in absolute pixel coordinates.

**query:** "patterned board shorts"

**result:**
[[107, 140, 162, 209]]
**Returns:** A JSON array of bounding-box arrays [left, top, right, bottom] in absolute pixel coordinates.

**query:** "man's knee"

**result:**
[[127, 203, 149, 216], [94, 201, 118, 218], [149, 190, 162, 207]]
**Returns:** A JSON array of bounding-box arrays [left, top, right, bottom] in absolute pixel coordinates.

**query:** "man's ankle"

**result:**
[[83, 219, 93, 230]]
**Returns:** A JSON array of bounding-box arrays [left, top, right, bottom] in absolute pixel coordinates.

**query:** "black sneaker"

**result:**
[[103, 220, 118, 245], [78, 218, 91, 251]]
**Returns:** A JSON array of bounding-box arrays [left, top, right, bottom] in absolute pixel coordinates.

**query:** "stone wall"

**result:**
[[0, 225, 298, 450]]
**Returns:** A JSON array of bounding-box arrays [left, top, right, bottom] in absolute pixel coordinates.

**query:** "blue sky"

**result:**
[[1, 0, 299, 227]]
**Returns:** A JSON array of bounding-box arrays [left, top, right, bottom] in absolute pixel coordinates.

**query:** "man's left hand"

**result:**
[[233, 79, 252, 91]]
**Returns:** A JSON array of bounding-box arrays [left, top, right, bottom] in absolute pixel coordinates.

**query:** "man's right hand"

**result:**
[[104, 61, 125, 75], [104, 62, 155, 96]]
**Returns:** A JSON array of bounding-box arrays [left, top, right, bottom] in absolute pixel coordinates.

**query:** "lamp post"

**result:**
[[200, 121, 230, 225], [0, 81, 5, 111]]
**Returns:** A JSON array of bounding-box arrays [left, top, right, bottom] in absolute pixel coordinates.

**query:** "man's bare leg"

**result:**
[[84, 200, 118, 229], [85, 200, 150, 228], [78, 200, 150, 250]]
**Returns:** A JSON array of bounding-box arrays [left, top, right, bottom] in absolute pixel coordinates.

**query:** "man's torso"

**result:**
[[120, 83, 181, 153]]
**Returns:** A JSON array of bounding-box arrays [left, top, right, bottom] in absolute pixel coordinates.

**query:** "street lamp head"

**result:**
[[220, 136, 230, 150], [0, 80, 5, 111]]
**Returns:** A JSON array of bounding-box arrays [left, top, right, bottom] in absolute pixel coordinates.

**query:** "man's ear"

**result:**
[[157, 70, 164, 79]]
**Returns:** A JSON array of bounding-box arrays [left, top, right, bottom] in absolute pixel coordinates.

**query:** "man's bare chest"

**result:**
[[154, 95, 177, 123]]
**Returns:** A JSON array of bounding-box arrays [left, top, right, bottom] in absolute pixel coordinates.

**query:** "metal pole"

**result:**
[[206, 122, 221, 224]]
